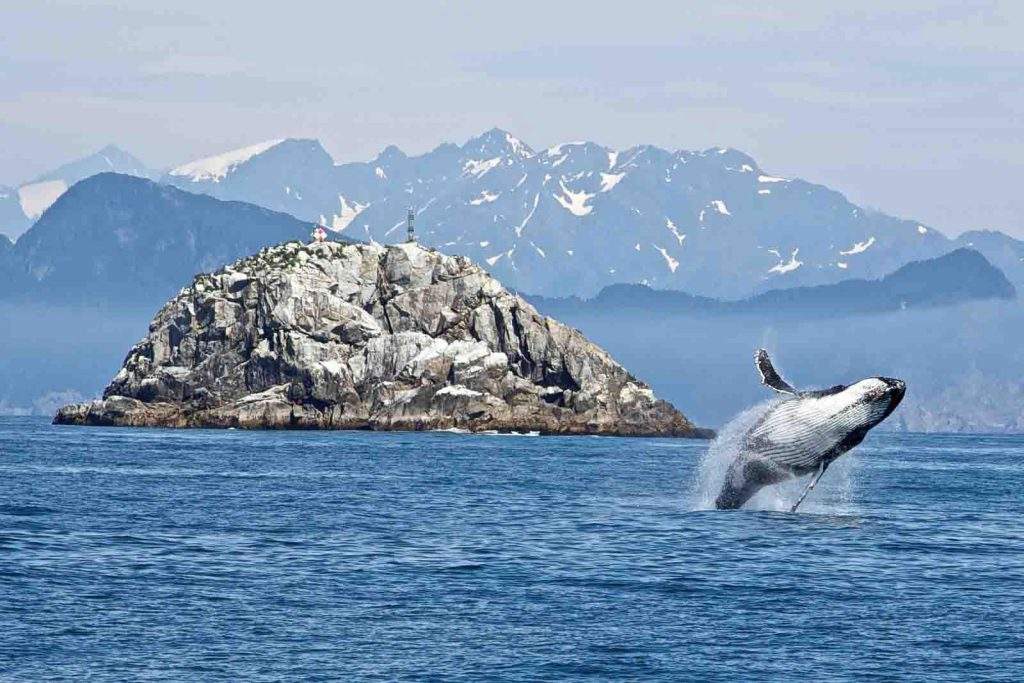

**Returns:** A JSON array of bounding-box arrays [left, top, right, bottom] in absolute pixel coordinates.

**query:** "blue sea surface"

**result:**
[[1, 416, 1022, 681]]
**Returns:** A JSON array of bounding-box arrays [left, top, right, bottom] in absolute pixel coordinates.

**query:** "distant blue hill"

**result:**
[[955, 230, 1024, 288], [1, 173, 317, 304], [530, 248, 1015, 319], [0, 145, 155, 240]]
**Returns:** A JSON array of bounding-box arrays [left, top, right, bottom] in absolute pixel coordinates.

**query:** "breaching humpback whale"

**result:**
[[715, 349, 905, 511]]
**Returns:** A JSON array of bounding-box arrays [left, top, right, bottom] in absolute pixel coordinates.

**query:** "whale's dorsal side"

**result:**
[[755, 349, 798, 395], [801, 384, 848, 398]]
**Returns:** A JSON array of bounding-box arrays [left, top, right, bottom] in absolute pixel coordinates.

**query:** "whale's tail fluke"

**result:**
[[714, 458, 784, 510], [714, 479, 759, 510]]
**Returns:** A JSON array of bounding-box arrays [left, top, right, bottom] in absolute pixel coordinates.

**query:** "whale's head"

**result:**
[[840, 376, 906, 428]]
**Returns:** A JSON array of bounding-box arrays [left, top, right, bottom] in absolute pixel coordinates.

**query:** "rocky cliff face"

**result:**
[[56, 241, 708, 437]]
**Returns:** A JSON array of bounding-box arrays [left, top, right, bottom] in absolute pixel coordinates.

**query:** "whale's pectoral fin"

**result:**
[[790, 461, 828, 513], [755, 349, 797, 395]]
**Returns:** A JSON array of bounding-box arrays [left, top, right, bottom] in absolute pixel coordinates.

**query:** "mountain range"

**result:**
[[531, 248, 1015, 318], [2, 170, 1013, 319], [5, 130, 1024, 300], [155, 129, 1024, 299]]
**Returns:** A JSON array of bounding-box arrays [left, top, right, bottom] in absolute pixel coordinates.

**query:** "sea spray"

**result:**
[[688, 398, 778, 510], [688, 398, 860, 514]]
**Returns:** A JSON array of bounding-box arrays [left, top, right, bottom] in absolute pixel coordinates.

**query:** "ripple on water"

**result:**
[[1, 416, 1023, 681]]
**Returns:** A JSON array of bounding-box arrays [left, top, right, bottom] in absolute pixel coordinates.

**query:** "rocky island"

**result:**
[[56, 240, 709, 437]]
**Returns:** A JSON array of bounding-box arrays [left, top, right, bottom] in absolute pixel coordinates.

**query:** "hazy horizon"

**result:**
[[2, 1, 1022, 237]]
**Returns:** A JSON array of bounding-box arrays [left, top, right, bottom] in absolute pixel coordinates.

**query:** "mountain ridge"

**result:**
[[160, 128, 966, 298], [528, 248, 1015, 318], [6, 130, 1023, 301]]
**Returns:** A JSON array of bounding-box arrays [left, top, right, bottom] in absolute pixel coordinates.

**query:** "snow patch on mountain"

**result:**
[[653, 245, 680, 273], [18, 180, 68, 219], [545, 142, 590, 168], [666, 218, 687, 246], [769, 248, 803, 274], [599, 172, 625, 193], [504, 133, 532, 159], [840, 236, 876, 256], [516, 194, 540, 237], [463, 157, 502, 178], [169, 140, 284, 183], [470, 190, 500, 205], [553, 181, 594, 217], [546, 142, 584, 158], [758, 174, 787, 183], [330, 196, 368, 232]]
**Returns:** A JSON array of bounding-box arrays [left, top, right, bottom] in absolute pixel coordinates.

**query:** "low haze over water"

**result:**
[[2, 417, 1022, 680]]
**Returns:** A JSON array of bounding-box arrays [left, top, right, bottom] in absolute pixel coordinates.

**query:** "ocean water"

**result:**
[[1, 416, 1022, 681]]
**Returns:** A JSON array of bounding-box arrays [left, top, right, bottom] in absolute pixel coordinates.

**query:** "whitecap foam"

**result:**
[[481, 430, 540, 437]]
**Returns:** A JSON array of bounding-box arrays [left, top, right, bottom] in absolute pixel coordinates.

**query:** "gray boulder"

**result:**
[[55, 240, 709, 437]]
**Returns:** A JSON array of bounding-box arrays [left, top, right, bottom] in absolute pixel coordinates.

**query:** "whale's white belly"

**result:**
[[746, 393, 881, 472]]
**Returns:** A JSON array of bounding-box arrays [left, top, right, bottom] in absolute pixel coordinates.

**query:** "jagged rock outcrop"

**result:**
[[55, 241, 709, 436]]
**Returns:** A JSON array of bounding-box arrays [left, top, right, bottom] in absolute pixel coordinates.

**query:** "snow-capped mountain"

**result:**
[[165, 138, 343, 219], [162, 129, 960, 298], [0, 145, 154, 240]]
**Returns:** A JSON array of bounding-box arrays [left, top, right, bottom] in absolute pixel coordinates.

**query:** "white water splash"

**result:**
[[688, 399, 777, 510], [688, 399, 860, 514]]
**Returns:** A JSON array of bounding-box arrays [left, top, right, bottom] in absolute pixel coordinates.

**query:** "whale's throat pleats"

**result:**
[[747, 391, 874, 472]]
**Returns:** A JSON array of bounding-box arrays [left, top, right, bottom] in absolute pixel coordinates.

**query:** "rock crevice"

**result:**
[[56, 241, 709, 437]]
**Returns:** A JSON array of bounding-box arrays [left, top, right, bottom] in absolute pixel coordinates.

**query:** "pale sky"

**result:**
[[2, 0, 1021, 236]]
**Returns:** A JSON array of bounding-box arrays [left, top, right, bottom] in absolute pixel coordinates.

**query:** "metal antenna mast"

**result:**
[[406, 207, 416, 243]]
